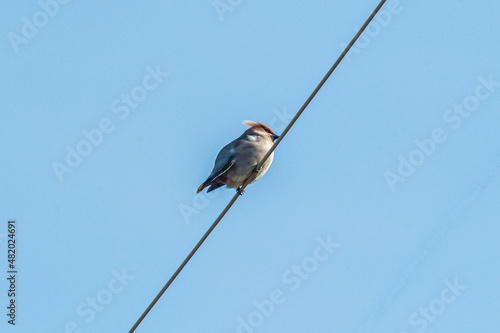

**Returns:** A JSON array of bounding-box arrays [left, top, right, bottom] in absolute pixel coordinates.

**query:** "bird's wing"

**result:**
[[206, 159, 235, 184], [197, 142, 237, 193], [197, 158, 235, 193]]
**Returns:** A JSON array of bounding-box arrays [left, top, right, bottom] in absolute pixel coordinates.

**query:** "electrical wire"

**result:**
[[129, 1, 387, 331]]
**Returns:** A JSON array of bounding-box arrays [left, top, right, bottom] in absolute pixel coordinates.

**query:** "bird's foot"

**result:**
[[236, 187, 245, 196]]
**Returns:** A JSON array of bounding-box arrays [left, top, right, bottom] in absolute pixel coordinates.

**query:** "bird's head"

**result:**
[[242, 120, 280, 142]]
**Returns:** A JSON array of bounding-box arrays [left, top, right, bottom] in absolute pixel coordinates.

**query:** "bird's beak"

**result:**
[[272, 134, 280, 141]]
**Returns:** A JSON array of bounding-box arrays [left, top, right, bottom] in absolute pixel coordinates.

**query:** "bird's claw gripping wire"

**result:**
[[236, 167, 260, 195]]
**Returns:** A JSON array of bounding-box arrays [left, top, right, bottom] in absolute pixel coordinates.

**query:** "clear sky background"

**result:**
[[1, 1, 500, 332]]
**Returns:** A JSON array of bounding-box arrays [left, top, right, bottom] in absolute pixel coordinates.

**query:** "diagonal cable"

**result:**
[[129, 1, 387, 331]]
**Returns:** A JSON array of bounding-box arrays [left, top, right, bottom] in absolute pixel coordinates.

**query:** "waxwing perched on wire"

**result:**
[[197, 121, 279, 194]]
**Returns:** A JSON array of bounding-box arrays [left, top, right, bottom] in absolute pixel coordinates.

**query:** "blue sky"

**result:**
[[1, 1, 500, 332]]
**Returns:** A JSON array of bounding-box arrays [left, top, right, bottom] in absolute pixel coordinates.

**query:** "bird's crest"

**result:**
[[242, 120, 275, 134]]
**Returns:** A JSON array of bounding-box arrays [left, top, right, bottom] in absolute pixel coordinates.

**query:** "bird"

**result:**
[[197, 121, 279, 194]]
